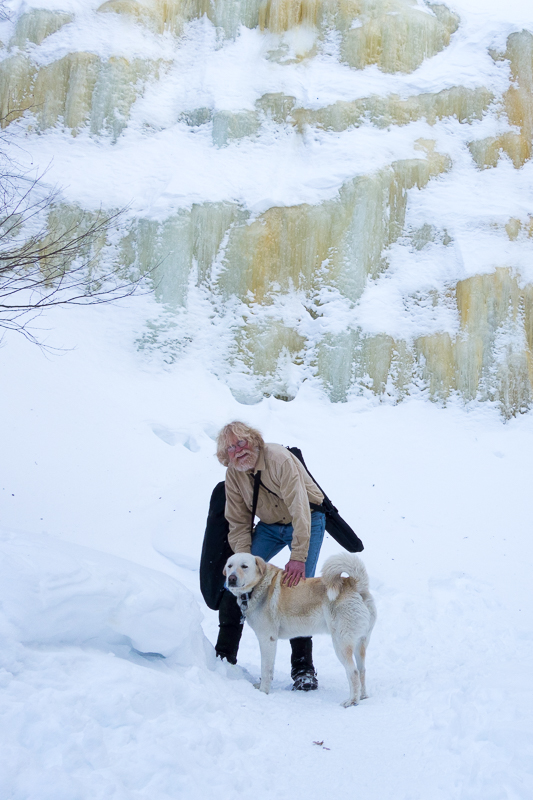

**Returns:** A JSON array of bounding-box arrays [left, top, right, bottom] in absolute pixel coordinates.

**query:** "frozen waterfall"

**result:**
[[1, 0, 532, 415]]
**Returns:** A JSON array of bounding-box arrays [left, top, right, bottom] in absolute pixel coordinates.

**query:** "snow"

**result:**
[[1, 299, 533, 799], [1, 0, 533, 796]]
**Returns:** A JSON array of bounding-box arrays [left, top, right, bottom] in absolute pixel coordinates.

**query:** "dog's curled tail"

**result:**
[[321, 554, 370, 602]]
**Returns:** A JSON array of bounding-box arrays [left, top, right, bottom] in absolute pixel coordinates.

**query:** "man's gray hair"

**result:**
[[216, 421, 265, 466]]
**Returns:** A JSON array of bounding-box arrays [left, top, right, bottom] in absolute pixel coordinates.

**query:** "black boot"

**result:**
[[290, 636, 318, 691], [215, 591, 243, 665]]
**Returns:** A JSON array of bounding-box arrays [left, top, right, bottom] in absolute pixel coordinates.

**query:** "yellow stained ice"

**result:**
[[0, 52, 164, 136], [34, 144, 533, 417], [95, 0, 457, 71], [2, 3, 533, 416], [0, 54, 35, 125], [454, 270, 533, 414], [291, 86, 494, 131], [10, 9, 73, 48], [317, 331, 417, 402], [212, 87, 492, 146], [112, 143, 449, 313], [118, 202, 248, 306], [97, 0, 198, 35], [0, 0, 466, 135], [330, 0, 459, 73], [469, 30, 533, 169], [255, 0, 459, 71], [313, 269, 533, 416], [231, 321, 307, 401], [217, 142, 450, 303], [258, 0, 320, 32]]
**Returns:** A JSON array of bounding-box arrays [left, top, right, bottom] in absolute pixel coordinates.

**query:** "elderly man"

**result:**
[[215, 420, 326, 691]]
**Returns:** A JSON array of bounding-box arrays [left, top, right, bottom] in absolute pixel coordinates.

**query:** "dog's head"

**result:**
[[223, 553, 267, 593]]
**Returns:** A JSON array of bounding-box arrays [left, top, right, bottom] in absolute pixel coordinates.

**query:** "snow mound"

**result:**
[[0, 529, 210, 664]]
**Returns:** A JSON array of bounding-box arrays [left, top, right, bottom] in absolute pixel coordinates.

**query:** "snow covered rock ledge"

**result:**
[[0, 529, 211, 665]]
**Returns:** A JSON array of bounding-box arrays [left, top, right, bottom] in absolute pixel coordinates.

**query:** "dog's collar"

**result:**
[[238, 589, 253, 608], [237, 589, 253, 623]]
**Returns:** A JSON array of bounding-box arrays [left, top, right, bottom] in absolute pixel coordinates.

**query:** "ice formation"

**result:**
[[1, 0, 532, 415]]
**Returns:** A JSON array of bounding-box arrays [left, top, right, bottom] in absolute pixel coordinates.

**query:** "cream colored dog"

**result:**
[[223, 552, 376, 707]]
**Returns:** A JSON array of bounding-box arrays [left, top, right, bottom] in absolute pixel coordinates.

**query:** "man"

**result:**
[[215, 420, 326, 691]]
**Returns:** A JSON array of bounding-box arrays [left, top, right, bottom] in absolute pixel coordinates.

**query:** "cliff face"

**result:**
[[1, 0, 533, 415]]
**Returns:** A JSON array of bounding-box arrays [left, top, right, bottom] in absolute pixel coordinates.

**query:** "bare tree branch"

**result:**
[[0, 130, 151, 344]]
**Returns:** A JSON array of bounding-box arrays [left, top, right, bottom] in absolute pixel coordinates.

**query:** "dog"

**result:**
[[223, 552, 376, 707]]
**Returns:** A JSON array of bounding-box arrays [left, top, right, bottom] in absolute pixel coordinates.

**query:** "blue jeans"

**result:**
[[251, 511, 326, 577]]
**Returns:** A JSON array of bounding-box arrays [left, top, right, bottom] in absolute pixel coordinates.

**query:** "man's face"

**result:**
[[226, 433, 259, 472]]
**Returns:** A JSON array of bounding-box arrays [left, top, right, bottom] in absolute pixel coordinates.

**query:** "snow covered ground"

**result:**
[[1, 299, 532, 799]]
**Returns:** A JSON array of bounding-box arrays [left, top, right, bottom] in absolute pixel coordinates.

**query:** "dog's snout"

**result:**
[[227, 574, 237, 586]]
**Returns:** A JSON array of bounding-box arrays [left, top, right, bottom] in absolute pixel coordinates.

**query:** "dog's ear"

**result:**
[[222, 564, 227, 577], [254, 556, 267, 577]]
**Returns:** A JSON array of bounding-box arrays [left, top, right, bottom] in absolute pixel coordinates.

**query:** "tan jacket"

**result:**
[[225, 443, 324, 562]]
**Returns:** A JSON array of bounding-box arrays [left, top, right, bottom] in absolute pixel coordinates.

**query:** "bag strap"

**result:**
[[258, 476, 279, 498], [258, 472, 324, 513], [251, 458, 327, 528], [251, 470, 261, 535], [286, 446, 335, 513]]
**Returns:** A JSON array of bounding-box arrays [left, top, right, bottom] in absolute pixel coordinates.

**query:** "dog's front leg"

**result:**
[[257, 634, 278, 694]]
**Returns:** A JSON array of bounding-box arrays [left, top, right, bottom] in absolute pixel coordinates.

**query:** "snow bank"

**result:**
[[0, 528, 210, 663]]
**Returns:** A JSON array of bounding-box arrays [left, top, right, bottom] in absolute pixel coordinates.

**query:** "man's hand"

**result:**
[[282, 560, 306, 587]]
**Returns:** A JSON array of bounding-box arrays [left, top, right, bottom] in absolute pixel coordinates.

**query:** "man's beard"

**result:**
[[232, 446, 259, 472]]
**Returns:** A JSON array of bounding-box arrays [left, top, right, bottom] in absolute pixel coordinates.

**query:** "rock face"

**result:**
[[1, 1, 533, 416]]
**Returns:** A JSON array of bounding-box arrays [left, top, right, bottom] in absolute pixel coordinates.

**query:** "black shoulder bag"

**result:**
[[199, 474, 261, 610], [199, 481, 232, 610], [286, 446, 364, 553]]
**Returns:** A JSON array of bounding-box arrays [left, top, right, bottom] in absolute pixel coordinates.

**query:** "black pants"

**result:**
[[216, 591, 314, 677], [215, 591, 244, 665]]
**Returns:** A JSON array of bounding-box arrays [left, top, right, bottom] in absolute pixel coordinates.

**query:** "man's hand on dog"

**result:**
[[282, 559, 305, 587]]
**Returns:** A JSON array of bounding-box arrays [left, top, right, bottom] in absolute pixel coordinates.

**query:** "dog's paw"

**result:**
[[341, 698, 359, 708]]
